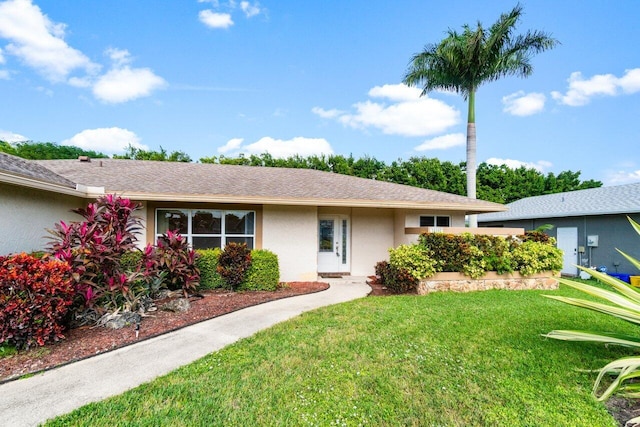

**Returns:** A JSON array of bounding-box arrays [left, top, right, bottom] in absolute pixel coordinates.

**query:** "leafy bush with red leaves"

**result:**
[[48, 194, 143, 312], [0, 253, 75, 350], [217, 243, 252, 291], [156, 230, 199, 295], [374, 260, 418, 294], [521, 230, 552, 244]]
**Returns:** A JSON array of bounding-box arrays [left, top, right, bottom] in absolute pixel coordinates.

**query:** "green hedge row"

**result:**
[[120, 247, 280, 291], [195, 248, 280, 291]]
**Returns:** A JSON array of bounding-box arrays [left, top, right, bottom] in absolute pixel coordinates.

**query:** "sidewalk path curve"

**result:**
[[0, 278, 371, 426]]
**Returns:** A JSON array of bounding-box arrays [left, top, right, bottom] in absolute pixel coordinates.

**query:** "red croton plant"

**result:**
[[0, 253, 75, 350]]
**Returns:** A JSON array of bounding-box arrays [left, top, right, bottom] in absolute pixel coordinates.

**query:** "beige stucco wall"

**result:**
[[262, 205, 318, 282], [0, 183, 86, 255], [351, 208, 394, 276]]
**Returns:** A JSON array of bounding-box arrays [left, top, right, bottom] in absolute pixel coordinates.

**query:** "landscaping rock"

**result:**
[[161, 298, 191, 313], [103, 311, 142, 330]]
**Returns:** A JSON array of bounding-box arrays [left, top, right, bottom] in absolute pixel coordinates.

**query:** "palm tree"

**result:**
[[403, 4, 558, 227]]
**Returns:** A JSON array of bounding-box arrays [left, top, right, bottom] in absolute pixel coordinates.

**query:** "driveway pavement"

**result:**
[[0, 278, 371, 426]]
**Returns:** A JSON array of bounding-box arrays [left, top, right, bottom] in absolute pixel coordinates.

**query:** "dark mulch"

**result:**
[[0, 282, 328, 383]]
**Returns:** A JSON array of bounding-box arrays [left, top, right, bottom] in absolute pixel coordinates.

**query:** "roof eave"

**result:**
[[0, 171, 88, 197], [112, 190, 506, 212]]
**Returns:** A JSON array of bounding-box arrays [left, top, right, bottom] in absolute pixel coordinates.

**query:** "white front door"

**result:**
[[317, 215, 350, 274], [557, 227, 578, 276]]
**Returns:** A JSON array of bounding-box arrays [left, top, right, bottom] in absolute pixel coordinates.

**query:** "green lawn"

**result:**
[[46, 283, 636, 426]]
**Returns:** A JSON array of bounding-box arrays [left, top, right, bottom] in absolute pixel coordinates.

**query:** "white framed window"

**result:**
[[419, 215, 450, 228], [156, 209, 255, 249]]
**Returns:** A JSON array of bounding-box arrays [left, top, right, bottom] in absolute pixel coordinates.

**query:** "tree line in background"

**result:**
[[0, 140, 601, 204]]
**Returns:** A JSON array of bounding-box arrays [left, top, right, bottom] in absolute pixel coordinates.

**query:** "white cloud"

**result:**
[[240, 1, 261, 17], [618, 68, 640, 94], [0, 0, 98, 82], [368, 84, 422, 102], [0, 129, 28, 142], [217, 136, 334, 158], [0, 70, 8, 79], [552, 68, 640, 106], [105, 47, 132, 67], [0, 1, 165, 103], [62, 127, 147, 154], [0, 47, 5, 63], [92, 48, 166, 103], [316, 83, 459, 137], [486, 157, 553, 172], [199, 10, 234, 28], [605, 170, 640, 185], [502, 91, 546, 116], [414, 133, 465, 151], [311, 107, 344, 119], [217, 137, 244, 153]]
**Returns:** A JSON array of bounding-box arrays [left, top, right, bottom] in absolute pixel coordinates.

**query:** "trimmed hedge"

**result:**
[[195, 248, 224, 289], [241, 250, 280, 291], [195, 248, 279, 291]]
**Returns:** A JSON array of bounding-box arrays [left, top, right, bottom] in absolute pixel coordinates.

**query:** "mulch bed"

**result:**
[[0, 281, 330, 383]]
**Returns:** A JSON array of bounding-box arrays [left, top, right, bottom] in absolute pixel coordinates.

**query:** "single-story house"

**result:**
[[478, 183, 640, 277], [1, 153, 506, 281]]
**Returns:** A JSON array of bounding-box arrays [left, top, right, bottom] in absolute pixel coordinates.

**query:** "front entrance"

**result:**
[[557, 227, 578, 276], [317, 215, 350, 274]]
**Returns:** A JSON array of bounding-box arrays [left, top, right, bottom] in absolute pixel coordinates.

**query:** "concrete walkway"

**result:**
[[0, 278, 371, 427]]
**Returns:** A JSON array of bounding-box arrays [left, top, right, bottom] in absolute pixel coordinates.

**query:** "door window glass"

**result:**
[[319, 220, 333, 252]]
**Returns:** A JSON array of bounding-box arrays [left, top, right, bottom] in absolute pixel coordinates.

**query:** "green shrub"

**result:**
[[474, 234, 514, 274], [217, 243, 252, 291], [418, 233, 473, 272], [512, 240, 563, 276], [240, 250, 280, 291], [120, 250, 143, 273], [195, 248, 224, 290], [389, 244, 437, 280], [416, 232, 559, 277]]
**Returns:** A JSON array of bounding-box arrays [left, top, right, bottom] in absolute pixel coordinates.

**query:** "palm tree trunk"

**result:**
[[467, 90, 478, 228]]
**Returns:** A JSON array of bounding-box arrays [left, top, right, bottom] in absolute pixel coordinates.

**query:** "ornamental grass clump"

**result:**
[[544, 217, 640, 425]]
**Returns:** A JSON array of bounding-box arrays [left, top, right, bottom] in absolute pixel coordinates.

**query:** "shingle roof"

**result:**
[[0, 152, 76, 188], [479, 182, 640, 222], [36, 158, 504, 212]]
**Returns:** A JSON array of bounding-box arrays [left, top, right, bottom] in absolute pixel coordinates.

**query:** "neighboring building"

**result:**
[[1, 154, 506, 281], [479, 183, 640, 277]]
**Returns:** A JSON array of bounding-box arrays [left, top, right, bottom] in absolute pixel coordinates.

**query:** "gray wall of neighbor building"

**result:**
[[480, 213, 640, 275]]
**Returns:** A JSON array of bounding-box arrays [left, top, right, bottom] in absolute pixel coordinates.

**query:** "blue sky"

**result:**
[[0, 0, 639, 186]]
